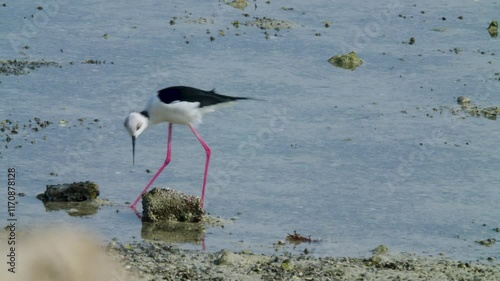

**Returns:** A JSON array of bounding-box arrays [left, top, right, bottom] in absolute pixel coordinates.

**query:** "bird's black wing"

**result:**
[[157, 86, 252, 108]]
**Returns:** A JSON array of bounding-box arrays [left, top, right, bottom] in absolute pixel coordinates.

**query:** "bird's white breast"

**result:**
[[147, 95, 203, 127]]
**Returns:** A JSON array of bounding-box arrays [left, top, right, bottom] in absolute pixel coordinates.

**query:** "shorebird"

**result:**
[[124, 86, 256, 209]]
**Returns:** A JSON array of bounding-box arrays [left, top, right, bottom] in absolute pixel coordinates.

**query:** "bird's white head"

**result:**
[[124, 112, 149, 165], [124, 112, 149, 138]]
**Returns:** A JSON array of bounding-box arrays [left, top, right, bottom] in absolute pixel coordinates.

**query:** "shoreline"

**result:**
[[107, 240, 500, 280]]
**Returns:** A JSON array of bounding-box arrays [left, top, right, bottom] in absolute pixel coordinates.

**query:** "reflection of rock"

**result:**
[[41, 198, 111, 216], [141, 214, 227, 244], [142, 188, 204, 222], [43, 201, 98, 216], [487, 20, 498, 38], [328, 51, 363, 70], [141, 221, 204, 244], [37, 181, 99, 202]]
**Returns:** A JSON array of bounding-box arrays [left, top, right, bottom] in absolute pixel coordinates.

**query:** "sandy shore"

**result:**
[[1, 229, 498, 280], [107, 240, 500, 281]]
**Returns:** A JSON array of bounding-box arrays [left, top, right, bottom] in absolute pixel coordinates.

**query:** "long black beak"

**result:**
[[132, 136, 136, 165]]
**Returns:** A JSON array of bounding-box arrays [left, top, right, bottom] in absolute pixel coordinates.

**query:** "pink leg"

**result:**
[[130, 123, 173, 209], [189, 125, 211, 208]]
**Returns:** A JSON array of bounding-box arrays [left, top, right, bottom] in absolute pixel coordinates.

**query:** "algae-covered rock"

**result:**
[[481, 106, 500, 120], [454, 96, 500, 120], [142, 188, 204, 223], [36, 181, 99, 202], [476, 238, 496, 247], [487, 20, 498, 38], [228, 0, 248, 10], [328, 51, 363, 70]]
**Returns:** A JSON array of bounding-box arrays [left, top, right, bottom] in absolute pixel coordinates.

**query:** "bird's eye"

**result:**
[[136, 124, 141, 130]]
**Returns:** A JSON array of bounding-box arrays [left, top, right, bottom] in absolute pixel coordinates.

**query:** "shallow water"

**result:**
[[1, 0, 499, 262]]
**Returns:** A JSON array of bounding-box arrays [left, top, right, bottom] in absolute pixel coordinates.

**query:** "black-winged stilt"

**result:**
[[124, 86, 256, 209]]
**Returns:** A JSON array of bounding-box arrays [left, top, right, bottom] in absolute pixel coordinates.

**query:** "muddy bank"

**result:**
[[107, 240, 500, 281]]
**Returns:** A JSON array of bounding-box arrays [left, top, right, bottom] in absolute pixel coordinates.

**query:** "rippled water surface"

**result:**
[[1, 0, 499, 262]]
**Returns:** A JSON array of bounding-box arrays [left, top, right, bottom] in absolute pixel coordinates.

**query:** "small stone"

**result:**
[[215, 250, 236, 265], [241, 249, 252, 255], [457, 96, 471, 106], [372, 244, 389, 255], [281, 259, 294, 270]]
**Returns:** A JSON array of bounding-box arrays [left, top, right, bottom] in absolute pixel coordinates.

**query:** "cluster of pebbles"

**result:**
[[455, 96, 500, 120], [0, 59, 60, 76], [0, 117, 52, 152]]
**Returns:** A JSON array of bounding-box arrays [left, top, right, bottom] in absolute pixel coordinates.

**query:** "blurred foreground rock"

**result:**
[[0, 228, 133, 281]]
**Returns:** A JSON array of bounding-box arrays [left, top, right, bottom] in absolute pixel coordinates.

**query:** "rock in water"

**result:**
[[142, 188, 204, 223], [228, 0, 248, 10], [328, 51, 364, 70], [487, 20, 498, 38], [36, 181, 99, 202]]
